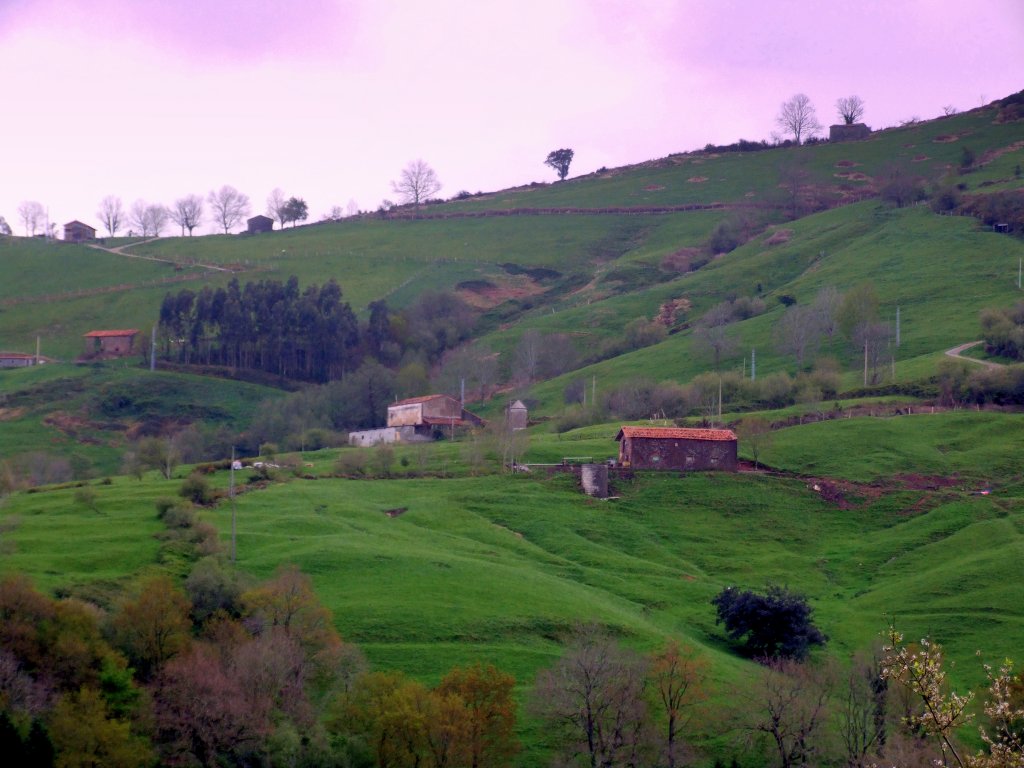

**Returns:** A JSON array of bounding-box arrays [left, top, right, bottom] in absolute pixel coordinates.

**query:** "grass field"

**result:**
[[2, 409, 1022, 760], [0, 363, 281, 476], [1, 99, 1023, 763]]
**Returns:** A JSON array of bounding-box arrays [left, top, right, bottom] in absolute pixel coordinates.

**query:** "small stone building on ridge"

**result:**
[[247, 215, 274, 234], [63, 220, 97, 243], [616, 426, 737, 471]]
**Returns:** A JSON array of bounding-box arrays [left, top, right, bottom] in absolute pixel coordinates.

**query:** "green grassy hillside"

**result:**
[[2, 412, 1020, 688], [1, 98, 1023, 763], [0, 363, 281, 476]]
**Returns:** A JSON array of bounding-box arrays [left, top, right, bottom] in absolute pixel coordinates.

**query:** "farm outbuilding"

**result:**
[[0, 352, 37, 368], [506, 400, 528, 430], [616, 426, 737, 471], [63, 220, 96, 243], [247, 215, 274, 234], [387, 394, 484, 431], [83, 329, 138, 357], [348, 394, 485, 447]]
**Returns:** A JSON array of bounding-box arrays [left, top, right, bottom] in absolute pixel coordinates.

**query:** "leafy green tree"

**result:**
[[49, 687, 153, 768], [110, 575, 192, 679], [712, 585, 826, 660], [24, 719, 55, 768], [544, 148, 574, 181], [437, 663, 519, 768], [283, 196, 308, 227], [0, 712, 27, 764]]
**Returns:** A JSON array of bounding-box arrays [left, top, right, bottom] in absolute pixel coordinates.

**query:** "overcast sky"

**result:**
[[2, 0, 1021, 235]]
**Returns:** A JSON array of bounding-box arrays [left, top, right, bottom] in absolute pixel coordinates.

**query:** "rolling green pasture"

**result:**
[[441, 105, 1024, 211], [2, 411, 1022, 692], [516, 202, 1024, 414], [0, 363, 280, 475], [762, 410, 1024, 483]]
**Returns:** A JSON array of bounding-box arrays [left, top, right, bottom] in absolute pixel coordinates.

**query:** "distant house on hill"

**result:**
[[0, 352, 37, 368], [348, 394, 484, 447], [616, 426, 737, 471], [83, 329, 138, 357], [247, 215, 274, 234], [829, 123, 871, 142], [387, 394, 484, 431], [63, 220, 96, 243]]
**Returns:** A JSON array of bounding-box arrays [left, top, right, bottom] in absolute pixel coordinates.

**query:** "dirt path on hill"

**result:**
[[944, 340, 1004, 369], [87, 238, 235, 273]]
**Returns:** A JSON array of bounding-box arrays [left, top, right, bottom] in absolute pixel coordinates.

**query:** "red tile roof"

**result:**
[[616, 426, 737, 441], [0, 352, 34, 359], [391, 394, 456, 407], [83, 329, 139, 338]]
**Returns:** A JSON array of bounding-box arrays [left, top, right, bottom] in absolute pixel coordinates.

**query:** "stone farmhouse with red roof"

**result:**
[[616, 426, 737, 471], [83, 329, 138, 358]]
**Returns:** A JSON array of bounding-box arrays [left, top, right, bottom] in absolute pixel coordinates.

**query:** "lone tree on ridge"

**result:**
[[391, 159, 441, 206], [208, 185, 251, 234], [544, 148, 574, 181], [835, 95, 865, 125], [776, 94, 822, 144]]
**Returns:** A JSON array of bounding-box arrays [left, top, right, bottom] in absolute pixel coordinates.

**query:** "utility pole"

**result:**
[[863, 341, 868, 387], [35, 336, 40, 365], [150, 325, 156, 371], [1018, 257, 1021, 290], [230, 446, 237, 565], [751, 348, 756, 381], [592, 375, 596, 407], [717, 375, 722, 422], [895, 306, 901, 347]]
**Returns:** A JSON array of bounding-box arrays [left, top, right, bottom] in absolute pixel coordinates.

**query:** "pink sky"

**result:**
[[2, 0, 1021, 235]]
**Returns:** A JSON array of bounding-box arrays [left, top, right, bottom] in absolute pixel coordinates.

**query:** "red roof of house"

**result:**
[[391, 394, 456, 407], [616, 426, 737, 442], [64, 220, 96, 229], [0, 352, 34, 359], [83, 329, 139, 338]]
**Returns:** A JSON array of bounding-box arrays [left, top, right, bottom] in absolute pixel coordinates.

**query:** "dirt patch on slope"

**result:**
[[806, 478, 885, 509], [764, 229, 793, 245], [456, 276, 547, 309], [0, 407, 27, 421], [687, 176, 709, 183], [893, 474, 961, 491]]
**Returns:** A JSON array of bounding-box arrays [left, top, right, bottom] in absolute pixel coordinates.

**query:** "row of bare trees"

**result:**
[[96, 186, 253, 237]]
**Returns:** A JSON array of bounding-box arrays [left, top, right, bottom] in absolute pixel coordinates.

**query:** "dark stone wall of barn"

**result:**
[[828, 123, 871, 142], [622, 437, 737, 471]]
